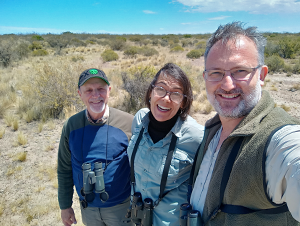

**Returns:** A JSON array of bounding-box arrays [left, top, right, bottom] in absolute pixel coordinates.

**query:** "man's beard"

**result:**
[[207, 80, 261, 118], [89, 99, 106, 114]]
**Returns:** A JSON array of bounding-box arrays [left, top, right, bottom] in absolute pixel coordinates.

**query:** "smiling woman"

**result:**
[[126, 63, 205, 226]]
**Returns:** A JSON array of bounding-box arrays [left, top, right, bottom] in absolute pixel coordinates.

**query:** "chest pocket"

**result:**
[[156, 149, 193, 178]]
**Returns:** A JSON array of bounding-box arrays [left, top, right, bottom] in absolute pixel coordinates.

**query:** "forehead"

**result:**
[[156, 73, 183, 90], [206, 36, 258, 69]]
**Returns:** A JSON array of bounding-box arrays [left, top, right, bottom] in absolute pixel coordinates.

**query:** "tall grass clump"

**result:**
[[101, 49, 119, 62], [0, 127, 5, 138], [27, 63, 84, 119], [121, 65, 156, 114], [17, 131, 27, 146]]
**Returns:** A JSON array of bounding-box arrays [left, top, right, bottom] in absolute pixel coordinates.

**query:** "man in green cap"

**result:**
[[57, 68, 134, 226]]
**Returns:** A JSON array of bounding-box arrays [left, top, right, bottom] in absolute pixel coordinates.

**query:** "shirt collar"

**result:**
[[86, 105, 109, 124]]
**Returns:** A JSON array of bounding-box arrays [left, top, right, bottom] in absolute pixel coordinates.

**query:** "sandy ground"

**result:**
[[0, 58, 299, 225]]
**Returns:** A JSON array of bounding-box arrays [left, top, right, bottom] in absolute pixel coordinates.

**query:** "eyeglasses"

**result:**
[[204, 65, 261, 82], [152, 85, 186, 104]]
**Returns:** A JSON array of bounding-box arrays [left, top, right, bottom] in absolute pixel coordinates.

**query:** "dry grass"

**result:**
[[17, 131, 28, 146], [280, 104, 291, 112], [13, 118, 19, 131], [4, 113, 14, 126], [13, 151, 27, 162], [270, 84, 278, 91], [38, 122, 44, 133], [0, 127, 5, 138]]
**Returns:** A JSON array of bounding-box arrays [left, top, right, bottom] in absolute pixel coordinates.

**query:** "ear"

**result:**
[[259, 65, 268, 86]]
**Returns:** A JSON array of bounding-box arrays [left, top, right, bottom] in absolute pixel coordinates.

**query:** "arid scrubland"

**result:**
[[0, 33, 300, 225]]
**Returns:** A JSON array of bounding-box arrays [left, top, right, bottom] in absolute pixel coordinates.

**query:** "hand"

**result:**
[[61, 208, 77, 226]]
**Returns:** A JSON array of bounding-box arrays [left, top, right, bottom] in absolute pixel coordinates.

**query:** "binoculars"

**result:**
[[81, 162, 109, 203], [180, 203, 202, 226], [126, 192, 153, 226]]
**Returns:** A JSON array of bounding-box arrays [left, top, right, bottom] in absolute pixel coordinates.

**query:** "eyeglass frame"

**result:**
[[203, 65, 262, 82], [151, 84, 187, 104]]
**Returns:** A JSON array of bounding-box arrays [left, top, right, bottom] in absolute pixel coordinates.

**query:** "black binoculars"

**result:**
[[125, 192, 153, 226], [180, 203, 202, 226], [81, 162, 109, 204]]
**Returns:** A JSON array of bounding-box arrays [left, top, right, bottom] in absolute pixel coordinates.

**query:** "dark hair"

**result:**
[[204, 21, 267, 66], [145, 63, 193, 121]]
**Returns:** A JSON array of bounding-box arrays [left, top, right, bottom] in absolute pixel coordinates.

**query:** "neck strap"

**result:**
[[130, 127, 177, 207]]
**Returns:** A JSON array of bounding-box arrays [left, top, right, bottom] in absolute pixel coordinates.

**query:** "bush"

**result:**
[[186, 49, 204, 59], [124, 46, 139, 57], [15, 43, 30, 59], [109, 39, 126, 51], [121, 66, 156, 113], [32, 35, 44, 41], [181, 40, 193, 47], [183, 34, 192, 38], [32, 63, 82, 118], [195, 41, 206, 49], [29, 41, 43, 51], [265, 55, 285, 73], [0, 42, 13, 67], [101, 49, 119, 62], [69, 38, 87, 47], [139, 46, 158, 56], [32, 49, 48, 56], [170, 45, 184, 52]]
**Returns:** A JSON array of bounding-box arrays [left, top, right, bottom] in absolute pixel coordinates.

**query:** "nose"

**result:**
[[162, 92, 172, 102], [91, 89, 100, 97], [221, 71, 236, 91]]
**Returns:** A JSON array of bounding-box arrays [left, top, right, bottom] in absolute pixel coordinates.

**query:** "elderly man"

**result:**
[[57, 68, 133, 226], [189, 22, 300, 225]]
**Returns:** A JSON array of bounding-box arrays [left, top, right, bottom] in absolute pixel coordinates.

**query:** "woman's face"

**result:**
[[150, 73, 184, 122]]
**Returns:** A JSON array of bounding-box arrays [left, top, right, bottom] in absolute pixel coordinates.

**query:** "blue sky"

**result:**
[[1, 0, 300, 35]]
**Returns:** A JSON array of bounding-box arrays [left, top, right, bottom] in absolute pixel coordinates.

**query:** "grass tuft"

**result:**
[[17, 131, 28, 146], [13, 151, 27, 162], [0, 127, 5, 138]]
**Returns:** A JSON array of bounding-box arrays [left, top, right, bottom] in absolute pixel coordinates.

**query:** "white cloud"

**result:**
[[175, 0, 300, 13], [143, 10, 156, 14], [208, 16, 231, 20], [160, 28, 164, 30], [181, 22, 192, 25]]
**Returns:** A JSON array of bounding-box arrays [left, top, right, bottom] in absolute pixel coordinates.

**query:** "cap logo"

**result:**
[[89, 69, 98, 75]]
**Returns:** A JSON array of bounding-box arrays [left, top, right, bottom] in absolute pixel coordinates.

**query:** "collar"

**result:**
[[86, 105, 109, 124]]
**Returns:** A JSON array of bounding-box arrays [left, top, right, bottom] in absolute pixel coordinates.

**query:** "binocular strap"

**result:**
[[131, 127, 178, 207]]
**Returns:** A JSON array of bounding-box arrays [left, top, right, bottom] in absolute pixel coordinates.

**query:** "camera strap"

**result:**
[[130, 127, 177, 207]]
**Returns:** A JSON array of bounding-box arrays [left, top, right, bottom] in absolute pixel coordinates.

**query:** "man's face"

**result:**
[[204, 36, 267, 119], [78, 77, 111, 119]]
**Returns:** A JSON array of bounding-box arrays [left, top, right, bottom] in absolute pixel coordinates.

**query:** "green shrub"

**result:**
[[31, 35, 44, 41], [181, 40, 193, 47], [186, 49, 204, 59], [170, 45, 184, 52], [0, 42, 13, 67], [29, 41, 43, 51], [265, 55, 285, 73], [101, 49, 119, 62], [152, 39, 159, 46], [160, 39, 168, 47], [278, 39, 299, 59], [292, 60, 300, 74], [124, 46, 139, 57], [183, 34, 192, 38], [69, 38, 87, 47], [195, 41, 206, 49], [121, 66, 156, 113], [139, 46, 158, 56], [110, 39, 126, 50], [32, 49, 48, 56], [32, 63, 83, 118], [129, 36, 142, 43], [15, 43, 30, 59]]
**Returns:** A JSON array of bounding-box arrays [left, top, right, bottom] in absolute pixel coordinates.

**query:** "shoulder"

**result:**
[[63, 110, 86, 130], [110, 107, 134, 120], [131, 108, 149, 134], [108, 107, 134, 140], [181, 115, 205, 136]]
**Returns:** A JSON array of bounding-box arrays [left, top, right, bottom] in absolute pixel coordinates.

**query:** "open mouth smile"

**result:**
[[157, 105, 170, 112]]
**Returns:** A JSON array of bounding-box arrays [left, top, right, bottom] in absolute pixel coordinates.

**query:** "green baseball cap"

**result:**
[[78, 68, 110, 88]]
